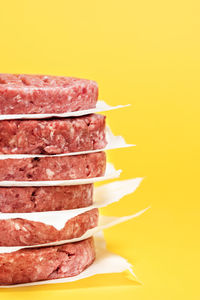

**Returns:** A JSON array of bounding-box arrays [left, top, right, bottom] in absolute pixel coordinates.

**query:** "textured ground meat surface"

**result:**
[[0, 114, 106, 154], [0, 208, 98, 246], [0, 152, 106, 181], [0, 184, 93, 213], [0, 237, 95, 285], [0, 74, 98, 114]]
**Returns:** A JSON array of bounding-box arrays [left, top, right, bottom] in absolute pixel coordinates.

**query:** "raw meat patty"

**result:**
[[0, 208, 98, 246], [0, 184, 93, 213], [0, 237, 95, 285], [0, 114, 106, 154], [0, 152, 106, 181], [0, 74, 98, 114]]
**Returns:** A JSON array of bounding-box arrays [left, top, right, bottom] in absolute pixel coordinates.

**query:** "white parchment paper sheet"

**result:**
[[0, 162, 121, 187], [0, 208, 148, 253], [0, 232, 136, 288], [0, 101, 130, 120], [0, 126, 134, 159]]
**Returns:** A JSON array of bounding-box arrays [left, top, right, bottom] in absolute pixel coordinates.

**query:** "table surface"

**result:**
[[0, 1, 199, 299]]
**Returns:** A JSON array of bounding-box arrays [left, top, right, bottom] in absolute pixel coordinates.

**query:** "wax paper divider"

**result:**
[[0, 162, 121, 187], [0, 207, 149, 254], [0, 126, 134, 159], [0, 178, 143, 227], [0, 101, 130, 120], [0, 232, 138, 288]]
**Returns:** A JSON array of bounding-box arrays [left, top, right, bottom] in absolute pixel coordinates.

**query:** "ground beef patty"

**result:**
[[0, 184, 93, 213], [0, 237, 95, 285], [0, 208, 98, 246], [0, 74, 98, 114], [0, 114, 106, 154], [0, 152, 106, 181]]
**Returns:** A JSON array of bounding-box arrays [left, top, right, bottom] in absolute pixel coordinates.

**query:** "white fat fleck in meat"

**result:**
[[22, 226, 28, 232], [75, 136, 80, 143], [35, 266, 42, 274], [38, 123, 45, 129], [70, 126, 75, 135], [46, 168, 55, 179], [13, 94, 22, 102], [9, 137, 17, 145], [17, 136, 23, 146], [50, 131, 54, 139], [10, 147, 18, 153], [87, 188, 92, 199], [39, 256, 44, 262], [43, 138, 51, 144], [14, 223, 21, 230]]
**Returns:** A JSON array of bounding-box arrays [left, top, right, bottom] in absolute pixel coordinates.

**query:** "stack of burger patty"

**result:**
[[0, 74, 107, 285]]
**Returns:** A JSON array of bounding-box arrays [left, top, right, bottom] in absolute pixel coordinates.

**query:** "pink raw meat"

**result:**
[[0, 237, 95, 285], [0, 114, 106, 154], [0, 184, 93, 213], [0, 152, 106, 181], [0, 208, 98, 246], [0, 74, 98, 114]]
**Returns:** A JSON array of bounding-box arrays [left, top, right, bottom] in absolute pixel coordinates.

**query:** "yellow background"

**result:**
[[0, 0, 199, 299]]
